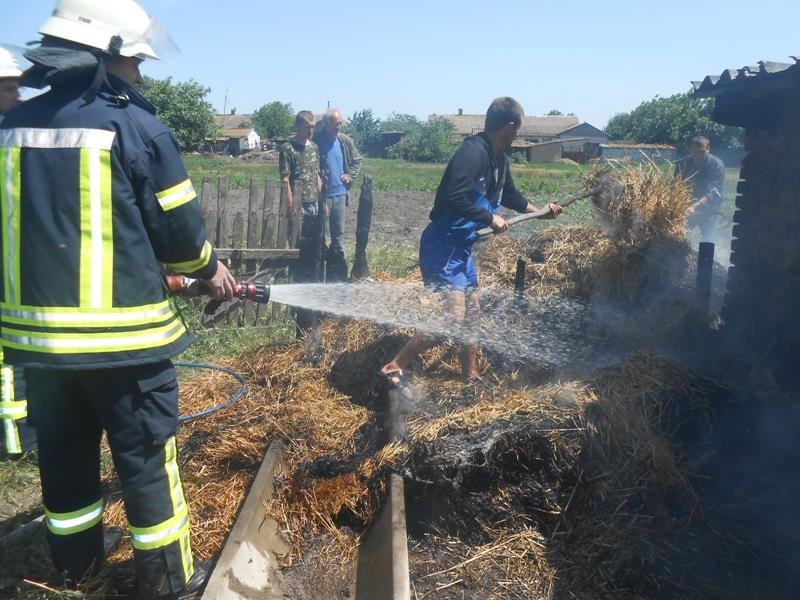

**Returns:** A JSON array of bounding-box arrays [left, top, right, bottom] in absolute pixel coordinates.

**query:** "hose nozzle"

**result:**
[[165, 275, 271, 315]]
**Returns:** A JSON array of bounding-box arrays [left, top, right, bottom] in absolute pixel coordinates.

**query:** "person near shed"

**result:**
[[312, 107, 362, 281], [279, 110, 322, 280], [380, 97, 562, 384], [0, 0, 235, 597], [674, 136, 726, 241], [0, 46, 36, 458]]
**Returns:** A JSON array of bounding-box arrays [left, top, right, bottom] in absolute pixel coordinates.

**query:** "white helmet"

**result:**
[[38, 0, 176, 61], [0, 47, 22, 79]]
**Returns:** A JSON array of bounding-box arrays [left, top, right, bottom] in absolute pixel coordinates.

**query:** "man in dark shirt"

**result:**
[[674, 136, 726, 242], [380, 97, 562, 383]]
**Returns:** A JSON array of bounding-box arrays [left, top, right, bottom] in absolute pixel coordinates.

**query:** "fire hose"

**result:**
[[165, 275, 272, 422]]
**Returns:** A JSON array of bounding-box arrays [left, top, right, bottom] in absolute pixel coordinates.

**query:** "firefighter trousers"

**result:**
[[25, 360, 194, 597]]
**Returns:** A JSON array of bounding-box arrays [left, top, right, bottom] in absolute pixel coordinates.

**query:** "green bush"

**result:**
[[388, 117, 456, 163]]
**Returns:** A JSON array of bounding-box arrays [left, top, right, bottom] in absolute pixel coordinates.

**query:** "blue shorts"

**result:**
[[419, 223, 478, 291]]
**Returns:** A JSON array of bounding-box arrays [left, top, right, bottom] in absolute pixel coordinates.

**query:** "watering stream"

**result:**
[[269, 282, 596, 367]]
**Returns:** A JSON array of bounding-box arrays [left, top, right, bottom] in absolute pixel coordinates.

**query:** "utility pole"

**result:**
[[223, 88, 229, 116]]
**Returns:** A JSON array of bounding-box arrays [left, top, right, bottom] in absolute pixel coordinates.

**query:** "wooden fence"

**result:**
[[194, 176, 300, 327]]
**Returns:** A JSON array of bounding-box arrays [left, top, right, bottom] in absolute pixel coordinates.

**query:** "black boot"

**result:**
[[143, 559, 212, 600], [103, 526, 124, 558]]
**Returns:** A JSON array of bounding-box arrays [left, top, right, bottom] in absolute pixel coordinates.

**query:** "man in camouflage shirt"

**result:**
[[279, 110, 322, 282]]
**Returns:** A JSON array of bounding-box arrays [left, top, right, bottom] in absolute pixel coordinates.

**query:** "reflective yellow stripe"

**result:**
[[1, 364, 13, 403], [164, 437, 187, 515], [100, 150, 113, 306], [46, 498, 103, 535], [156, 179, 196, 212], [2, 317, 187, 354], [129, 509, 190, 551], [1, 299, 177, 328], [0, 402, 26, 419], [79, 148, 113, 308], [163, 436, 193, 582], [1, 147, 21, 305], [3, 418, 21, 454], [165, 240, 212, 274]]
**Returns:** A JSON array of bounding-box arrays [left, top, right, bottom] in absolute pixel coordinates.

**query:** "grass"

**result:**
[[184, 155, 586, 194]]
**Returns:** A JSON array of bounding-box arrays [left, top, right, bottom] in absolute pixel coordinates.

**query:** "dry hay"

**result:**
[[403, 349, 720, 599], [76, 307, 726, 600], [478, 163, 694, 306]]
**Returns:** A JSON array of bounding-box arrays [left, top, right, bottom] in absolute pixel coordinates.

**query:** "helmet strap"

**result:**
[[81, 36, 122, 103]]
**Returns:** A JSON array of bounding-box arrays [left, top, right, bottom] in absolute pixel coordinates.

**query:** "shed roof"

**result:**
[[692, 56, 800, 97], [214, 114, 254, 128], [431, 114, 579, 137], [220, 127, 258, 138], [557, 122, 607, 137]]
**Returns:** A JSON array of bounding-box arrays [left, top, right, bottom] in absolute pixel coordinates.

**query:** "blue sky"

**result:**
[[2, 0, 797, 128]]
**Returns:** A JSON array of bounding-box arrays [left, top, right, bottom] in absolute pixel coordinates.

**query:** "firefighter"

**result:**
[[0, 1, 236, 597], [0, 46, 36, 457]]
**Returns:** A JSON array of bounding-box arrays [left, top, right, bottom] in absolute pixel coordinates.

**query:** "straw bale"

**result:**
[[477, 163, 694, 306]]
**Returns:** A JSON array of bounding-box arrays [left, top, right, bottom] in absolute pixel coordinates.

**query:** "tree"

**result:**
[[140, 76, 217, 149], [605, 92, 742, 149], [546, 109, 563, 116], [346, 108, 382, 156], [251, 101, 294, 139], [382, 112, 422, 133], [389, 117, 455, 162]]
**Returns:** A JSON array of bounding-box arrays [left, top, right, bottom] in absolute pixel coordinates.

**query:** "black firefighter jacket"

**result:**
[[0, 74, 217, 369]]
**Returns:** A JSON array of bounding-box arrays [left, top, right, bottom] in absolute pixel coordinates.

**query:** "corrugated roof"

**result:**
[[430, 114, 579, 137], [692, 56, 800, 97]]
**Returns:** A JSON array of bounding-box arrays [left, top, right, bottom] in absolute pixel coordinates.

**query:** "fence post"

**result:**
[[351, 174, 374, 280]]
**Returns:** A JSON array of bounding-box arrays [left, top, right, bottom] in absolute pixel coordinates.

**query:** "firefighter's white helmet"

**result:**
[[38, 0, 177, 61], [0, 47, 22, 79]]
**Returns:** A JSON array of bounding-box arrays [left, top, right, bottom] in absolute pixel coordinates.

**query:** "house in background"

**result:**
[[220, 127, 261, 155], [557, 123, 608, 161], [431, 109, 579, 143]]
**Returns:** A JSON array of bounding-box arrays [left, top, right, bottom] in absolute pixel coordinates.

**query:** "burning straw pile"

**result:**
[[85, 308, 727, 599]]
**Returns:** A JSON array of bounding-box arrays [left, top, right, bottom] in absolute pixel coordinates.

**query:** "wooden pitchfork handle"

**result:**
[[475, 188, 595, 238]]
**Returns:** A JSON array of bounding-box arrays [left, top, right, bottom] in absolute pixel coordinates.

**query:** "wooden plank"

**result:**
[[200, 175, 214, 211], [201, 440, 291, 600], [231, 213, 245, 249], [273, 182, 290, 320], [218, 177, 230, 248], [230, 213, 246, 281], [258, 179, 279, 323], [262, 180, 278, 249], [213, 248, 298, 261], [204, 178, 219, 246], [243, 259, 257, 325], [289, 181, 303, 249], [277, 181, 289, 250], [247, 177, 259, 248]]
